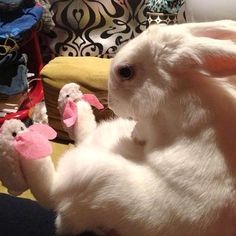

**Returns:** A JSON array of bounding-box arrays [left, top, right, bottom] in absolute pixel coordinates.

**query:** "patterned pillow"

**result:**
[[48, 0, 148, 58]]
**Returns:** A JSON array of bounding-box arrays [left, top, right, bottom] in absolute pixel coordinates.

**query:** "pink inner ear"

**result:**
[[14, 131, 53, 160], [63, 100, 78, 127], [191, 28, 236, 41], [82, 94, 104, 110], [29, 124, 57, 140]]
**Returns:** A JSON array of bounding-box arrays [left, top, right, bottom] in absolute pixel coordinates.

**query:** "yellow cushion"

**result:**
[[41, 56, 114, 140]]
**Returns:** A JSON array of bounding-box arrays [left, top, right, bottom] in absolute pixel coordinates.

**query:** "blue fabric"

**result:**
[[0, 4, 43, 40], [0, 193, 108, 236], [0, 64, 28, 95]]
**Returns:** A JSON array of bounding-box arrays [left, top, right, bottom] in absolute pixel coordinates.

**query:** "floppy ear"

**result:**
[[187, 20, 236, 41], [29, 124, 57, 140], [170, 20, 236, 77], [82, 94, 104, 110]]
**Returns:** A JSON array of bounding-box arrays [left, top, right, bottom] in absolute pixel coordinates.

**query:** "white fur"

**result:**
[[51, 21, 236, 236], [2, 21, 236, 236]]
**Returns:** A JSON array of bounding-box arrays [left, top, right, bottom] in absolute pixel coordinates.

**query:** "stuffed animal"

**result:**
[[0, 119, 57, 208], [0, 119, 28, 196], [58, 83, 104, 145]]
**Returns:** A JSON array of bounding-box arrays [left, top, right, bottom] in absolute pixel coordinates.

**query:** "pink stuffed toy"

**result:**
[[0, 119, 57, 207], [58, 83, 104, 145]]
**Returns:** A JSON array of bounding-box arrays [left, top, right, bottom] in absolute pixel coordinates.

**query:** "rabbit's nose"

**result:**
[[115, 64, 135, 81]]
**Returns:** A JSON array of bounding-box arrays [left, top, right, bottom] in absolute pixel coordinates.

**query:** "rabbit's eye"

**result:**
[[117, 65, 134, 81]]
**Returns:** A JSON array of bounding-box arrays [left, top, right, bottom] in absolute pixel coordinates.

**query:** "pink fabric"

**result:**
[[28, 124, 57, 139], [63, 100, 78, 127], [13, 124, 57, 160], [82, 94, 104, 110]]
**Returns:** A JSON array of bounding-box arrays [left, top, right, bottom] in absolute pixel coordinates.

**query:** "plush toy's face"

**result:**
[[0, 119, 26, 145], [0, 119, 57, 160], [58, 83, 83, 111], [58, 83, 104, 129]]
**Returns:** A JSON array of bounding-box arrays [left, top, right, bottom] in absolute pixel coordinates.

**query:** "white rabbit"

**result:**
[[1, 20, 236, 236], [52, 20, 236, 236]]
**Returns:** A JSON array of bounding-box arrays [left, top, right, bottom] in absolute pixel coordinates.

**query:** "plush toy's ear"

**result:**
[[82, 94, 104, 110], [169, 21, 236, 78], [63, 99, 78, 127], [14, 132, 53, 160], [29, 124, 57, 140]]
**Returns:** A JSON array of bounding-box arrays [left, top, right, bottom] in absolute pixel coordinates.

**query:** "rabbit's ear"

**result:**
[[169, 21, 236, 78], [187, 20, 236, 41]]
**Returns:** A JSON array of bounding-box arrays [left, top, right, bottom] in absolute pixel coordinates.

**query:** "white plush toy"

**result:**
[[58, 82, 104, 145], [0, 120, 28, 196], [1, 20, 236, 236], [0, 119, 56, 208]]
